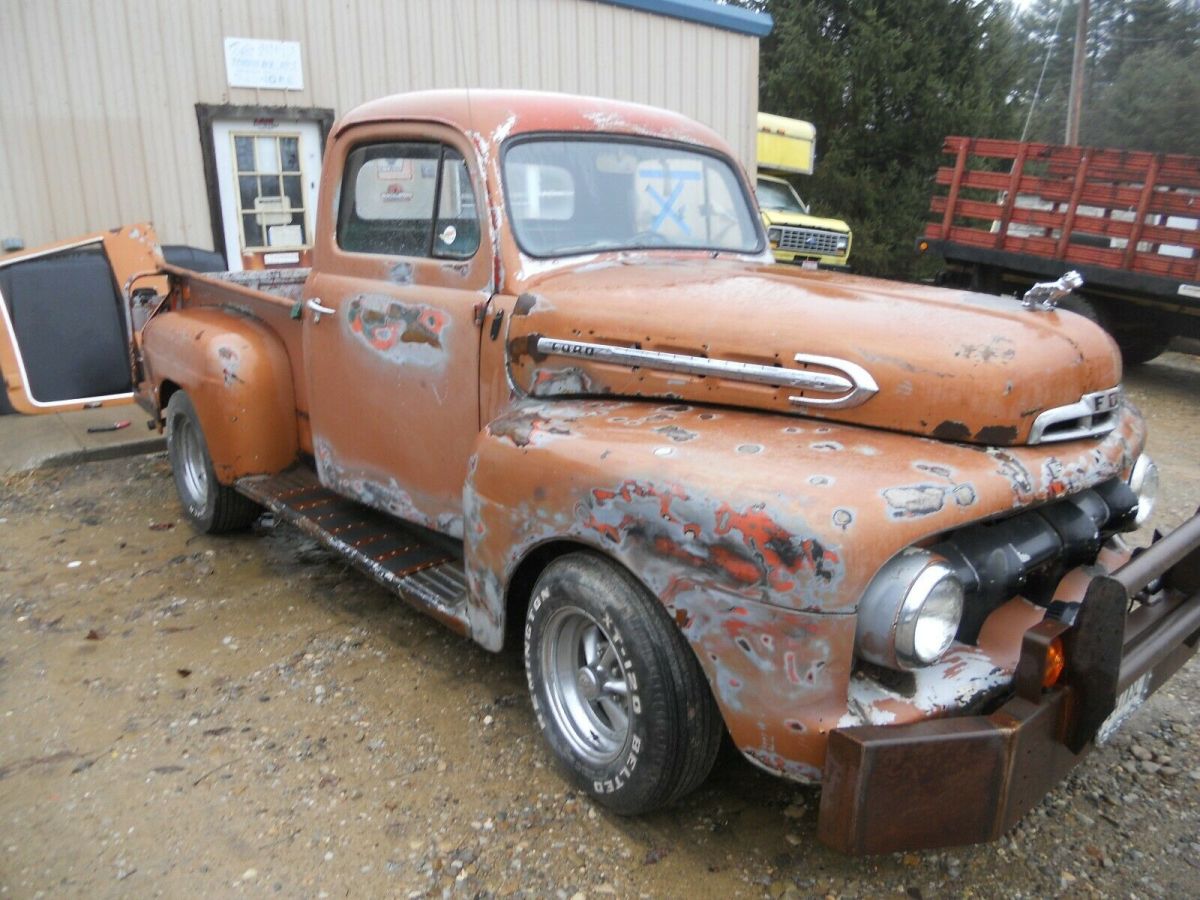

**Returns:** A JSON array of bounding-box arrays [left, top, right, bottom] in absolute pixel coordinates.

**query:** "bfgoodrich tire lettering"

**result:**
[[524, 551, 722, 815], [165, 391, 260, 534]]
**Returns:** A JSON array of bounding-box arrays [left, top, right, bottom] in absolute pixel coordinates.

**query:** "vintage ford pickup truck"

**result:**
[[130, 90, 1200, 854]]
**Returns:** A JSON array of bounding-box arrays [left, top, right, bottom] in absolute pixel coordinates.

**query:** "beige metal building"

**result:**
[[0, 0, 771, 269]]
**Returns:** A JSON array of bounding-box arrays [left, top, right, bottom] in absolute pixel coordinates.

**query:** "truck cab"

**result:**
[[756, 112, 852, 269]]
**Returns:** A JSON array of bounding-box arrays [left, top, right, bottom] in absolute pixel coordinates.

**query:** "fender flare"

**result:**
[[143, 307, 298, 482]]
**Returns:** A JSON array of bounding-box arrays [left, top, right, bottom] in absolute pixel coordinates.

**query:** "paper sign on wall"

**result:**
[[224, 38, 303, 91]]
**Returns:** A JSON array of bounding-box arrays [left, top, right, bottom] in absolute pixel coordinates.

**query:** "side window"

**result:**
[[338, 142, 480, 259], [434, 150, 481, 259]]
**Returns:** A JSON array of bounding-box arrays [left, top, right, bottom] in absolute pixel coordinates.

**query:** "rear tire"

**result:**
[[1058, 295, 1169, 366], [1112, 328, 1171, 367], [524, 552, 722, 815], [165, 391, 260, 533], [1054, 292, 1108, 330]]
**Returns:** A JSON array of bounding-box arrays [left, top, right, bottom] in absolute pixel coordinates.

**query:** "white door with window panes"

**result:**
[[211, 118, 321, 271]]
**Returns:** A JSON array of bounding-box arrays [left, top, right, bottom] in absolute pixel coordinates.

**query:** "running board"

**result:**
[[237, 467, 471, 634]]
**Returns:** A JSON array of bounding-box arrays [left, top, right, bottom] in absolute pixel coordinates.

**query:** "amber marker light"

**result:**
[[917, 239, 929, 253], [1043, 636, 1066, 687]]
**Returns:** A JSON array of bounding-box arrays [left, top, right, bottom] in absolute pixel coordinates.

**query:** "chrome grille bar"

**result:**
[[776, 227, 843, 254], [1028, 387, 1122, 444]]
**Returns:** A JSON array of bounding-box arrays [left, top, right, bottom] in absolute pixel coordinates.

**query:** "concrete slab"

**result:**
[[0, 406, 164, 475]]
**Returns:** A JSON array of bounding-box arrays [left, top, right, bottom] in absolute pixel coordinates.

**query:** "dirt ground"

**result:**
[[2, 351, 1199, 900]]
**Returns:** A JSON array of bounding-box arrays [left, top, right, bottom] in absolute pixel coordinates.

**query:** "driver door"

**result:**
[[302, 123, 491, 539]]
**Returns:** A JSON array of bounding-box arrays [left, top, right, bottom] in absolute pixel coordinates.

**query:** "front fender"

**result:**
[[142, 307, 298, 482], [466, 398, 1144, 622], [463, 398, 1145, 777]]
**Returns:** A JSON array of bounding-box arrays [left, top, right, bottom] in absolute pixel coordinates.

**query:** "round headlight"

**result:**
[[855, 552, 965, 670], [767, 227, 782, 244], [897, 565, 965, 666], [1129, 454, 1158, 526]]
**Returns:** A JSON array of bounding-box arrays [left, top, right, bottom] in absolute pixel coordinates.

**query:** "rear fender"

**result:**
[[142, 307, 298, 482]]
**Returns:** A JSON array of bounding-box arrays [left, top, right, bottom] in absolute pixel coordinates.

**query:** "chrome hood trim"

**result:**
[[532, 336, 879, 409]]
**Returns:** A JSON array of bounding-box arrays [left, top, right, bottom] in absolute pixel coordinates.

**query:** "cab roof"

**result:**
[[335, 89, 735, 159]]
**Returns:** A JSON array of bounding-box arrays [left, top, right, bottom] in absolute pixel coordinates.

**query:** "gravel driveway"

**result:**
[[2, 351, 1198, 899]]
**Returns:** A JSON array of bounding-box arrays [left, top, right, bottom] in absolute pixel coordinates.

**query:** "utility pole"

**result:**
[[1065, 0, 1090, 145]]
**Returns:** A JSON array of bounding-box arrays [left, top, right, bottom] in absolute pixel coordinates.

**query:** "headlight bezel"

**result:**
[[855, 551, 965, 671]]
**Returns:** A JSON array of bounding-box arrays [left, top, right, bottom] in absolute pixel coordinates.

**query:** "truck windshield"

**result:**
[[755, 178, 809, 215], [503, 138, 762, 257]]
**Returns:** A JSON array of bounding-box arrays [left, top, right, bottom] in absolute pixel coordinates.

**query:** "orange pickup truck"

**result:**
[[131, 90, 1200, 854]]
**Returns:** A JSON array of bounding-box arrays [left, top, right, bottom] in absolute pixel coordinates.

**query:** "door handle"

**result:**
[[306, 298, 335, 323]]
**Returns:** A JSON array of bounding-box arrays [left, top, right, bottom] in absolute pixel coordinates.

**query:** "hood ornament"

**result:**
[[1022, 270, 1084, 311]]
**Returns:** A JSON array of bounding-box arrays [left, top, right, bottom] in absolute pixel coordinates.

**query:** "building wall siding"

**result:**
[[0, 0, 760, 251]]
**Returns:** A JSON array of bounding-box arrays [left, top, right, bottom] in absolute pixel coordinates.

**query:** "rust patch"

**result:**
[[652, 424, 699, 443], [531, 367, 595, 396], [487, 410, 572, 448], [932, 421, 971, 441], [955, 336, 1016, 364], [989, 449, 1036, 501], [512, 293, 539, 316], [347, 295, 448, 358], [216, 345, 242, 386], [882, 482, 976, 519], [975, 425, 1018, 445]]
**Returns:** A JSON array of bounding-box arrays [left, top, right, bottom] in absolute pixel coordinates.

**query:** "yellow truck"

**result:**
[[756, 113, 852, 268]]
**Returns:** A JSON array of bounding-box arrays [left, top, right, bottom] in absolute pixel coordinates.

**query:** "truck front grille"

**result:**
[[776, 226, 844, 255]]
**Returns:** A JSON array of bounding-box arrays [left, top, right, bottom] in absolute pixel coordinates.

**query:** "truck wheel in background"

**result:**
[[165, 391, 261, 533], [524, 552, 722, 815], [1062, 295, 1170, 366], [1055, 292, 1104, 326], [1109, 326, 1172, 367], [1045, 294, 1169, 366]]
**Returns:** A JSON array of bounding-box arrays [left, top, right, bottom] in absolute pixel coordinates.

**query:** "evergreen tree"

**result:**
[[1085, 46, 1200, 153], [759, 1, 1022, 278], [1017, 0, 1199, 150]]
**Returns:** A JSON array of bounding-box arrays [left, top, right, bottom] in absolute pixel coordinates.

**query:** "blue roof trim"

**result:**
[[594, 0, 773, 37]]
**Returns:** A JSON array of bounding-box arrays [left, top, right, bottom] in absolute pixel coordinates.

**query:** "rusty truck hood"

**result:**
[[505, 260, 1122, 446]]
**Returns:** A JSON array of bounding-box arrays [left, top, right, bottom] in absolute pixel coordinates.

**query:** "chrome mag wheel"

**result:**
[[175, 412, 209, 507], [540, 606, 631, 766]]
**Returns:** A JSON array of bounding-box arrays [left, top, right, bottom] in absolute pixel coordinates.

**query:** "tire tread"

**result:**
[[527, 551, 722, 814]]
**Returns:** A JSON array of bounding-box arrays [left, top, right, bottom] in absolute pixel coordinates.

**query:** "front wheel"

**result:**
[[165, 391, 260, 533], [524, 552, 722, 815]]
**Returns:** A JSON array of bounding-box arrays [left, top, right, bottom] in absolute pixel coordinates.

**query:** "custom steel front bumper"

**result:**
[[818, 512, 1200, 855]]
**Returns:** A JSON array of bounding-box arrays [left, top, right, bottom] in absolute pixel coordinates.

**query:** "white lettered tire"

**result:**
[[524, 551, 722, 814]]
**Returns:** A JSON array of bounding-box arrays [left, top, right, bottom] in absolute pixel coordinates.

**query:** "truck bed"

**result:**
[[922, 136, 1200, 346], [924, 136, 1198, 284], [169, 265, 311, 304], [139, 264, 312, 426]]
